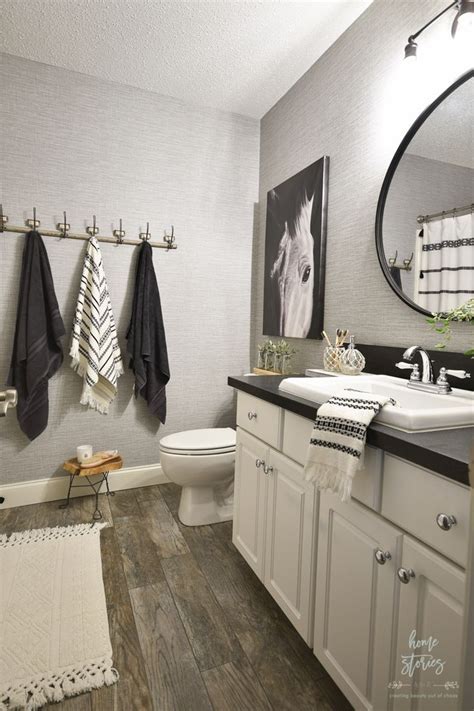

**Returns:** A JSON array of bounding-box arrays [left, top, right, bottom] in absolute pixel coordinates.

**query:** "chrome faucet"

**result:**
[[396, 346, 470, 394], [401, 345, 434, 383]]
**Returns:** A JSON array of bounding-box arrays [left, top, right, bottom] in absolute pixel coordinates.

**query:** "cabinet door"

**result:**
[[391, 536, 465, 711], [314, 493, 402, 711], [264, 449, 317, 644], [232, 428, 268, 579]]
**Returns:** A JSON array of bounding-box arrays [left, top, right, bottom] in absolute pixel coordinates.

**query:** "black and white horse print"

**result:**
[[263, 157, 328, 339]]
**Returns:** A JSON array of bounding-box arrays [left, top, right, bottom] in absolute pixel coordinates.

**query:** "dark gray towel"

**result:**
[[7, 231, 65, 440], [126, 242, 170, 424], [389, 265, 402, 289]]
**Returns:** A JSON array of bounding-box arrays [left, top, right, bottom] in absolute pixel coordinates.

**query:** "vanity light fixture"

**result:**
[[404, 0, 474, 60]]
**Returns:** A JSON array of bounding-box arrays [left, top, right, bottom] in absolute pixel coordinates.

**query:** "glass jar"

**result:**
[[257, 346, 266, 369], [323, 346, 343, 372], [339, 336, 365, 375]]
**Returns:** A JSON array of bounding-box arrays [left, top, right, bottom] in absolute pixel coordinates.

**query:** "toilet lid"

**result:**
[[159, 427, 236, 455]]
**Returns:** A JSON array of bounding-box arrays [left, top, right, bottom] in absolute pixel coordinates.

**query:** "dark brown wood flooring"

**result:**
[[0, 485, 352, 711]]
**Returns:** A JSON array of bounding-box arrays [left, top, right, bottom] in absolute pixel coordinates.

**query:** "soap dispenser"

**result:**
[[340, 336, 365, 375]]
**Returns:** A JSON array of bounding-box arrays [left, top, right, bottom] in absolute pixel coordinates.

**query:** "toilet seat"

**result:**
[[159, 427, 236, 456]]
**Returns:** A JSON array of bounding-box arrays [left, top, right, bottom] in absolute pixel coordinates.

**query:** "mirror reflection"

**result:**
[[383, 77, 473, 314]]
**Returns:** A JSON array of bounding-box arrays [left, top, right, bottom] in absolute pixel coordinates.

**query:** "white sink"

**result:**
[[279, 374, 474, 432]]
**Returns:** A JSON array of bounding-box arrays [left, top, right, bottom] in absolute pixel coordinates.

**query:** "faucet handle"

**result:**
[[443, 369, 470, 379], [437, 367, 471, 385], [395, 362, 421, 381]]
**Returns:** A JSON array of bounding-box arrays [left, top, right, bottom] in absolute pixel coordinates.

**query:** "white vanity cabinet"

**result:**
[[391, 536, 465, 711], [264, 447, 317, 641], [314, 492, 402, 711], [232, 388, 469, 711], [233, 428, 268, 578], [233, 423, 317, 643]]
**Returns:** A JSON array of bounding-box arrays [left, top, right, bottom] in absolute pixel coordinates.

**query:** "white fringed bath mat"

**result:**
[[0, 523, 118, 710]]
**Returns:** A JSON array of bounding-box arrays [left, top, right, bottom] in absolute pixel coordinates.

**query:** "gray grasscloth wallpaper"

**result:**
[[252, 0, 472, 372], [0, 53, 259, 485]]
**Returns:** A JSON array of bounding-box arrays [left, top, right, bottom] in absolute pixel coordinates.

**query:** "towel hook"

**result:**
[[0, 204, 7, 233], [403, 252, 414, 270], [139, 222, 151, 242], [113, 218, 125, 244], [57, 210, 70, 238], [86, 214, 99, 237], [388, 250, 398, 267], [26, 207, 40, 230], [163, 224, 175, 250]]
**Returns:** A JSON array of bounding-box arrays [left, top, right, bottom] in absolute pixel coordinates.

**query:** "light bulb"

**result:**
[[452, 0, 474, 39]]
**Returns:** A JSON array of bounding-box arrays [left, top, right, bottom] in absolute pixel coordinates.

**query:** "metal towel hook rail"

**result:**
[[0, 205, 177, 250], [388, 250, 413, 272]]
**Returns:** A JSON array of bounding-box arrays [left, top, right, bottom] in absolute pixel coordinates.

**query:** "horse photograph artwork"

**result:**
[[263, 157, 329, 339]]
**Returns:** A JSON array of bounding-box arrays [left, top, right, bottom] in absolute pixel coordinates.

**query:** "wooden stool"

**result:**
[[61, 455, 123, 521]]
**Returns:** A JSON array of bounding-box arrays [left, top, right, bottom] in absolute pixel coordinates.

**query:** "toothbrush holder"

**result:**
[[323, 346, 343, 373]]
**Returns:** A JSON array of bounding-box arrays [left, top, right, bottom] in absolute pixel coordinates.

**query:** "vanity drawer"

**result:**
[[381, 454, 469, 568], [282, 410, 383, 511], [236, 392, 282, 449]]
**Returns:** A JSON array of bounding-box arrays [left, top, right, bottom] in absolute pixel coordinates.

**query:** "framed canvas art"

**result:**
[[263, 156, 329, 339]]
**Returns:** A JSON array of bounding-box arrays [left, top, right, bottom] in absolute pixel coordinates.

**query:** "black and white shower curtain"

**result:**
[[414, 212, 473, 313]]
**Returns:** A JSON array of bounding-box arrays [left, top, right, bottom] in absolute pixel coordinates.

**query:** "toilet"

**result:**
[[159, 427, 236, 526]]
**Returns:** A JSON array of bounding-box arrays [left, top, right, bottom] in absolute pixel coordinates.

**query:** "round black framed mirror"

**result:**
[[375, 69, 473, 317]]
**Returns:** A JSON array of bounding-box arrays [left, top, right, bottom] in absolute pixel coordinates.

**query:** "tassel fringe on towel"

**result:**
[[0, 522, 107, 548], [0, 657, 119, 711]]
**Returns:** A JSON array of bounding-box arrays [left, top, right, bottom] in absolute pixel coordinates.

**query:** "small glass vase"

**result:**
[[323, 346, 343, 373], [274, 353, 283, 373], [281, 354, 292, 375], [257, 348, 266, 369], [264, 351, 275, 371]]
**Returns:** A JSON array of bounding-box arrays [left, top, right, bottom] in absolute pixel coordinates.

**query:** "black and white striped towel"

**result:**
[[304, 392, 391, 502], [70, 237, 123, 413]]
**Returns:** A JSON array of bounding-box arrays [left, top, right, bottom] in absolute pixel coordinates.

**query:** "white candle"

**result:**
[[77, 444, 93, 464]]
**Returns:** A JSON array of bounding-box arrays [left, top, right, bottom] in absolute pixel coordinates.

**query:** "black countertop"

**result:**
[[228, 374, 473, 487]]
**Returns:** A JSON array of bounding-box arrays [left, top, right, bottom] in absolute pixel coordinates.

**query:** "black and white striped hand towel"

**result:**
[[70, 237, 123, 413], [304, 392, 391, 502]]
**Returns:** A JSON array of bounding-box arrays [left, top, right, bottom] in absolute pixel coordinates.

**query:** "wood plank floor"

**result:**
[[0, 485, 353, 711]]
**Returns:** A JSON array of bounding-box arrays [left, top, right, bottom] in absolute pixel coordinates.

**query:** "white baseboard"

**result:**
[[0, 463, 169, 509]]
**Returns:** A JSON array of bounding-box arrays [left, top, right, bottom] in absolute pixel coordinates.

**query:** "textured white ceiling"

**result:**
[[0, 0, 372, 118]]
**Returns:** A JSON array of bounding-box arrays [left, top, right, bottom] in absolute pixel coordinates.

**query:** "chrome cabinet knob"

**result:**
[[248, 411, 257, 420], [397, 567, 416, 584], [436, 513, 457, 531], [264, 465, 274, 476], [255, 458, 264, 469], [374, 549, 392, 565]]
